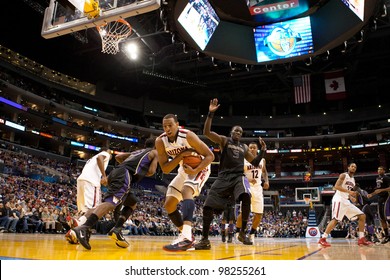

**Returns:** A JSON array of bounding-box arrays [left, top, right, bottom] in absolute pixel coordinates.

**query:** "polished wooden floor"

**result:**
[[1, 233, 389, 260]]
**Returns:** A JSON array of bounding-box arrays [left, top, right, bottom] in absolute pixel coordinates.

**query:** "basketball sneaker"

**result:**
[[73, 225, 92, 250], [380, 236, 389, 244], [163, 233, 194, 252], [65, 229, 78, 244], [367, 234, 381, 244], [358, 237, 373, 246], [238, 231, 253, 245], [108, 227, 129, 248], [194, 238, 211, 250], [318, 237, 331, 247]]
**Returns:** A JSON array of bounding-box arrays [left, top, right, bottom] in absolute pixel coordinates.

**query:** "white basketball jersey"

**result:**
[[159, 129, 195, 160], [244, 158, 265, 188], [77, 151, 111, 186], [333, 172, 355, 201]]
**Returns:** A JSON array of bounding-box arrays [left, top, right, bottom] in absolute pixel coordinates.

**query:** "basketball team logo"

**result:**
[[308, 227, 318, 236], [264, 25, 302, 56]]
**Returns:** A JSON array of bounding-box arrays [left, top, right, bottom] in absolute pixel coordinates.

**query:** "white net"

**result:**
[[97, 19, 132, 55]]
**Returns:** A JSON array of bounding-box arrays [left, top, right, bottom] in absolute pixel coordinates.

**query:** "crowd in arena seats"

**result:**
[[0, 143, 80, 184]]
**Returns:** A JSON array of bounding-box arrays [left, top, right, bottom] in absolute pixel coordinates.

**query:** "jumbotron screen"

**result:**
[[254, 16, 314, 62], [341, 0, 365, 20], [178, 0, 220, 50]]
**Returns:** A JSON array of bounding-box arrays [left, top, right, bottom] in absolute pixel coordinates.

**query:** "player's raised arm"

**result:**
[[203, 98, 226, 147]]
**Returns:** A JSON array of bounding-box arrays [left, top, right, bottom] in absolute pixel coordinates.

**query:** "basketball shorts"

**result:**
[[250, 184, 264, 214], [331, 198, 363, 221], [76, 179, 101, 213], [166, 165, 211, 201], [103, 167, 139, 207], [204, 173, 251, 210]]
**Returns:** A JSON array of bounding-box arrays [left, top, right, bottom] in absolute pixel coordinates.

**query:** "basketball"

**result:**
[[183, 155, 202, 168], [84, 0, 101, 19]]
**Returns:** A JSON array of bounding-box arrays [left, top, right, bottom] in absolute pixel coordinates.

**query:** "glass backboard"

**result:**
[[41, 0, 161, 39], [295, 187, 320, 202]]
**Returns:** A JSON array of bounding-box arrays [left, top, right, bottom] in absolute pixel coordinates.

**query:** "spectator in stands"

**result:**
[[96, 213, 115, 234], [16, 204, 29, 233], [51, 208, 63, 233], [26, 208, 43, 233], [58, 207, 71, 233], [146, 217, 158, 236], [0, 201, 9, 231], [6, 201, 19, 233], [123, 217, 138, 235], [41, 206, 56, 233]]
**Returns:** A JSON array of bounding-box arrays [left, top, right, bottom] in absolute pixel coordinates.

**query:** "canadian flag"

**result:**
[[324, 70, 347, 100]]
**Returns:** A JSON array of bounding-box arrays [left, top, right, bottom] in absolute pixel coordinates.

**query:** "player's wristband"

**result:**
[[207, 111, 214, 118]]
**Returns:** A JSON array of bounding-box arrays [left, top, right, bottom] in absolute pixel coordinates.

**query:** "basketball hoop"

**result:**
[[304, 197, 311, 205], [97, 19, 132, 55]]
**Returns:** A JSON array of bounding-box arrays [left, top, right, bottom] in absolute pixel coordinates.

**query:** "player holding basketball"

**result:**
[[236, 142, 269, 244], [195, 98, 266, 249], [367, 166, 390, 244], [73, 138, 159, 250], [65, 147, 112, 244], [156, 113, 214, 251], [318, 163, 373, 247]]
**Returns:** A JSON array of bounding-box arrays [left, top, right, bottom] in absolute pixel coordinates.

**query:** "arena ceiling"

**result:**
[[1, 0, 390, 110]]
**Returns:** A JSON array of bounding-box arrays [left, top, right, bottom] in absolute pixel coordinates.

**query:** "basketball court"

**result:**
[[0, 233, 389, 260]]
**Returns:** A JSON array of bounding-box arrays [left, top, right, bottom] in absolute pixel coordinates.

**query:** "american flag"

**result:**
[[293, 74, 311, 104]]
